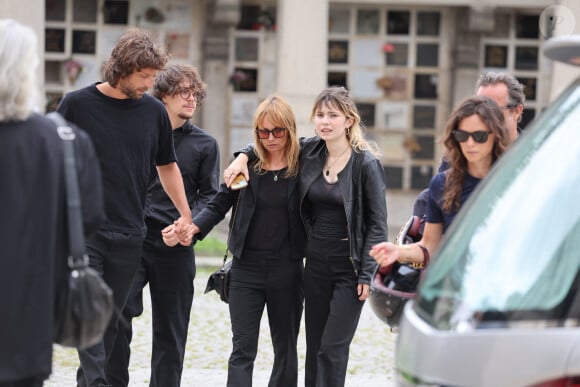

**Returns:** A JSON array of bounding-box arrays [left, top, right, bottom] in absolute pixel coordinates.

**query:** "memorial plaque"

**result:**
[[104, 0, 129, 25], [73, 30, 96, 54], [328, 41, 348, 64], [73, 0, 97, 22], [45, 28, 65, 53], [327, 72, 347, 88], [484, 45, 507, 68], [357, 9, 380, 35]]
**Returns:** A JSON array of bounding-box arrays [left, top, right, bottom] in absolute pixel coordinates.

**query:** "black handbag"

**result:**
[[49, 113, 114, 350], [204, 257, 232, 303], [204, 194, 241, 303]]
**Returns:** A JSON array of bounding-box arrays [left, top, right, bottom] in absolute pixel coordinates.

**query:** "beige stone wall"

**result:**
[[548, 0, 580, 101]]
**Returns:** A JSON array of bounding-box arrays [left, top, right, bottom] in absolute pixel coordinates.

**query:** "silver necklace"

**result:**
[[325, 147, 350, 176], [272, 170, 280, 182]]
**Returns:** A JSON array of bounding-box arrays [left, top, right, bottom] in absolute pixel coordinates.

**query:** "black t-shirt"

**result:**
[[57, 83, 176, 236], [244, 170, 291, 253]]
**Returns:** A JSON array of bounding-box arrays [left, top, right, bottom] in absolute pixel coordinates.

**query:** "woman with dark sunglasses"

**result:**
[[189, 95, 305, 387], [224, 86, 388, 386], [371, 95, 511, 268]]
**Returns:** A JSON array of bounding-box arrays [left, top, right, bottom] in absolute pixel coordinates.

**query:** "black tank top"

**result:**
[[307, 174, 348, 239]]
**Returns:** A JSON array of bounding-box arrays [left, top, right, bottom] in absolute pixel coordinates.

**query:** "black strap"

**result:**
[[222, 194, 241, 266], [47, 112, 88, 269]]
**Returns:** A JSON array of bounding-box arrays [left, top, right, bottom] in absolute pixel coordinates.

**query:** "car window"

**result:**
[[414, 79, 580, 331]]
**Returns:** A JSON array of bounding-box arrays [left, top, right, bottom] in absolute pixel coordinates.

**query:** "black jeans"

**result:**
[[227, 251, 303, 387], [106, 220, 196, 387], [304, 237, 364, 387], [76, 228, 144, 387]]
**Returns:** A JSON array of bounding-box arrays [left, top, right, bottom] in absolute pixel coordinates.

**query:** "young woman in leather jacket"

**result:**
[[225, 86, 388, 387], [189, 95, 305, 387]]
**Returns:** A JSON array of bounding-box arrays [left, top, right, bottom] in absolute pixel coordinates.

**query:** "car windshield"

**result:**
[[414, 79, 580, 331]]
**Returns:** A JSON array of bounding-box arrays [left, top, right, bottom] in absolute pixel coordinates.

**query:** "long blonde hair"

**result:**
[[252, 95, 300, 178], [310, 86, 381, 157]]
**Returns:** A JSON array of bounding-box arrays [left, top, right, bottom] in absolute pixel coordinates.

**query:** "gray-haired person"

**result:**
[[475, 71, 526, 141], [0, 19, 104, 387]]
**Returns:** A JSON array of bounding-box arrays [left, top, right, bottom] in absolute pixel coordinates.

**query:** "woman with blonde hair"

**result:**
[[226, 86, 388, 386], [190, 95, 305, 387]]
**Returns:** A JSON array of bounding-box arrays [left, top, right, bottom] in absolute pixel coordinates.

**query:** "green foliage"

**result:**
[[195, 235, 227, 257]]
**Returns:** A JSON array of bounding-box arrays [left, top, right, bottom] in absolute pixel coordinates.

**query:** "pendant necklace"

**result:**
[[325, 147, 350, 177], [272, 170, 280, 182]]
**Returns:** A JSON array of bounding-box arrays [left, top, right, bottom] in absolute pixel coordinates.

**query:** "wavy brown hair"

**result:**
[[152, 64, 207, 104], [310, 86, 381, 157], [102, 29, 168, 87], [442, 95, 511, 212], [252, 95, 300, 178]]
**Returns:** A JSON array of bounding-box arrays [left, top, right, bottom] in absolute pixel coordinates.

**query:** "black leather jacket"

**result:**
[[239, 137, 388, 284], [298, 137, 387, 284], [193, 164, 306, 261]]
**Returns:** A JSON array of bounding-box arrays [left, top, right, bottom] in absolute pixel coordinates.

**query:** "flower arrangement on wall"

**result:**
[[64, 58, 84, 84]]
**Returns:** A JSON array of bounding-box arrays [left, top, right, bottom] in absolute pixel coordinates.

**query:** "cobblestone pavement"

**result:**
[[46, 258, 396, 387]]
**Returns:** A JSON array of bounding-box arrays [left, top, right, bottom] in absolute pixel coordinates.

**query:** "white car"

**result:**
[[395, 35, 580, 387]]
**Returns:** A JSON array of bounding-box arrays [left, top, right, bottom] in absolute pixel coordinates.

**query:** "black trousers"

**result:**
[[76, 228, 144, 387], [106, 220, 196, 387], [227, 251, 303, 387], [0, 375, 45, 387], [303, 238, 364, 387]]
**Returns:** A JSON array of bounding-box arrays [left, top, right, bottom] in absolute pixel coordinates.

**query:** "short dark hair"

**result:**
[[102, 29, 168, 87]]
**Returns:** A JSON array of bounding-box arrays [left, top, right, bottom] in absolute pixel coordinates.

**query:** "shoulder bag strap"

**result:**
[[47, 112, 88, 269], [222, 193, 241, 266]]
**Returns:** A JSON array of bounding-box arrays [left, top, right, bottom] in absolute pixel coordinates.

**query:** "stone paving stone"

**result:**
[[46, 259, 396, 386]]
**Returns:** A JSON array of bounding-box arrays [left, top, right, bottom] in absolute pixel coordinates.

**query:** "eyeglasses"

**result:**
[[178, 88, 199, 101], [452, 129, 491, 143], [502, 103, 519, 110], [256, 127, 286, 139]]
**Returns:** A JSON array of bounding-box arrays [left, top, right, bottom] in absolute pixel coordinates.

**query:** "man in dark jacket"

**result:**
[[0, 19, 104, 387]]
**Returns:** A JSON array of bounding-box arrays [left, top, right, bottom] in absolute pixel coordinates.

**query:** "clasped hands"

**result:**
[[161, 216, 200, 247]]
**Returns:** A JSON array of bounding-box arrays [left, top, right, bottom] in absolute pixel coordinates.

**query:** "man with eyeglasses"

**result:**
[[475, 72, 525, 141], [107, 65, 220, 387]]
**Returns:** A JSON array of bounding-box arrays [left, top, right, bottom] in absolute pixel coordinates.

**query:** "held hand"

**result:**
[[223, 154, 249, 187], [358, 283, 370, 301], [174, 221, 195, 246], [370, 242, 399, 268], [161, 225, 179, 247]]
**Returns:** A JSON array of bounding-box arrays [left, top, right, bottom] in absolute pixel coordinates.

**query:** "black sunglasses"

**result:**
[[452, 129, 491, 143], [256, 127, 286, 139]]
